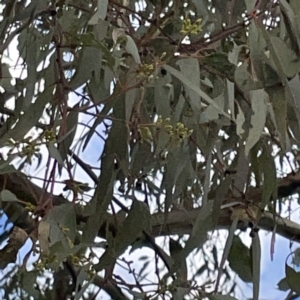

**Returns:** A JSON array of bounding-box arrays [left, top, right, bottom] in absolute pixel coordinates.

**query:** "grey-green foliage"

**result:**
[[1, 0, 300, 299]]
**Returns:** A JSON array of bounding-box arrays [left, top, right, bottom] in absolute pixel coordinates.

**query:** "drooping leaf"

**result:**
[[95, 201, 151, 271], [45, 203, 77, 252], [245, 89, 268, 156], [182, 201, 214, 259], [48, 142, 65, 168], [251, 233, 261, 300], [215, 218, 238, 291], [228, 235, 252, 282], [259, 143, 277, 209], [0, 56, 56, 145], [57, 104, 79, 169], [162, 144, 190, 214], [169, 238, 187, 281], [267, 36, 300, 78], [88, 0, 108, 24], [164, 64, 231, 118], [38, 220, 50, 255], [172, 287, 190, 300], [177, 58, 201, 115], [0, 190, 19, 203], [70, 47, 103, 90], [277, 277, 290, 292], [286, 264, 300, 294], [292, 248, 300, 266], [74, 269, 92, 300]]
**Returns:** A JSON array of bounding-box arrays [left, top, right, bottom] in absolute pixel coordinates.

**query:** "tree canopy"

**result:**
[[1, 0, 300, 299]]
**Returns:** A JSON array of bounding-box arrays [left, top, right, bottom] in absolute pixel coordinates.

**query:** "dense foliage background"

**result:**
[[1, 0, 300, 299]]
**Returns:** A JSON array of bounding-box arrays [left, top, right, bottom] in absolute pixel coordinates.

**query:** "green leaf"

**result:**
[[74, 269, 92, 300], [48, 142, 64, 168], [169, 238, 187, 281], [154, 69, 172, 118], [0, 56, 56, 145], [215, 218, 238, 290], [251, 234, 261, 300], [38, 220, 51, 256], [286, 264, 300, 294], [213, 176, 232, 226], [57, 104, 79, 171], [200, 94, 225, 123], [172, 287, 190, 300], [259, 143, 277, 209], [0, 63, 13, 91], [70, 47, 103, 90], [112, 29, 141, 64], [277, 277, 290, 291], [0, 157, 18, 174], [162, 144, 190, 213], [228, 235, 252, 282], [115, 202, 151, 251], [267, 36, 300, 78], [292, 248, 300, 266], [0, 190, 18, 202], [125, 35, 141, 64], [287, 75, 300, 134], [88, 0, 108, 24], [280, 0, 300, 55], [202, 52, 235, 79], [164, 64, 231, 119], [182, 201, 214, 259], [45, 203, 77, 252], [19, 270, 40, 298], [245, 89, 268, 156], [95, 201, 151, 271], [177, 58, 201, 114], [234, 60, 263, 91]]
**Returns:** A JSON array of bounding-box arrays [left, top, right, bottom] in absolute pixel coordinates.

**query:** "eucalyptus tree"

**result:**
[[1, 0, 300, 299]]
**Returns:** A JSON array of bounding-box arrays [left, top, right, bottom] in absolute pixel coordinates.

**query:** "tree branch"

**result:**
[[2, 169, 300, 244]]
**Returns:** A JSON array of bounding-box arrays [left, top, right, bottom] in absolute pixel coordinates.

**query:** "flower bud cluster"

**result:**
[[180, 18, 203, 35], [138, 116, 193, 147]]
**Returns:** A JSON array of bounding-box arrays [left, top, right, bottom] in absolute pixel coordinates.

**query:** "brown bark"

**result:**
[[1, 170, 300, 248]]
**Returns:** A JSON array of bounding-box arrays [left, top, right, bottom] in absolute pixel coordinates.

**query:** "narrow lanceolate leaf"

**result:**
[[164, 64, 231, 119], [279, 0, 300, 54], [48, 142, 65, 168], [251, 234, 261, 300], [95, 201, 151, 271], [169, 238, 187, 281], [58, 104, 79, 170], [112, 29, 141, 64], [236, 102, 245, 137], [267, 36, 300, 78], [38, 221, 50, 255], [260, 144, 277, 209], [172, 287, 189, 300], [0, 190, 19, 202], [215, 218, 238, 292], [286, 264, 300, 294], [228, 235, 252, 282], [88, 0, 108, 24], [0, 56, 56, 145], [70, 47, 103, 90], [177, 58, 201, 113], [125, 35, 141, 64], [46, 203, 77, 249], [245, 89, 268, 156], [182, 201, 214, 259]]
